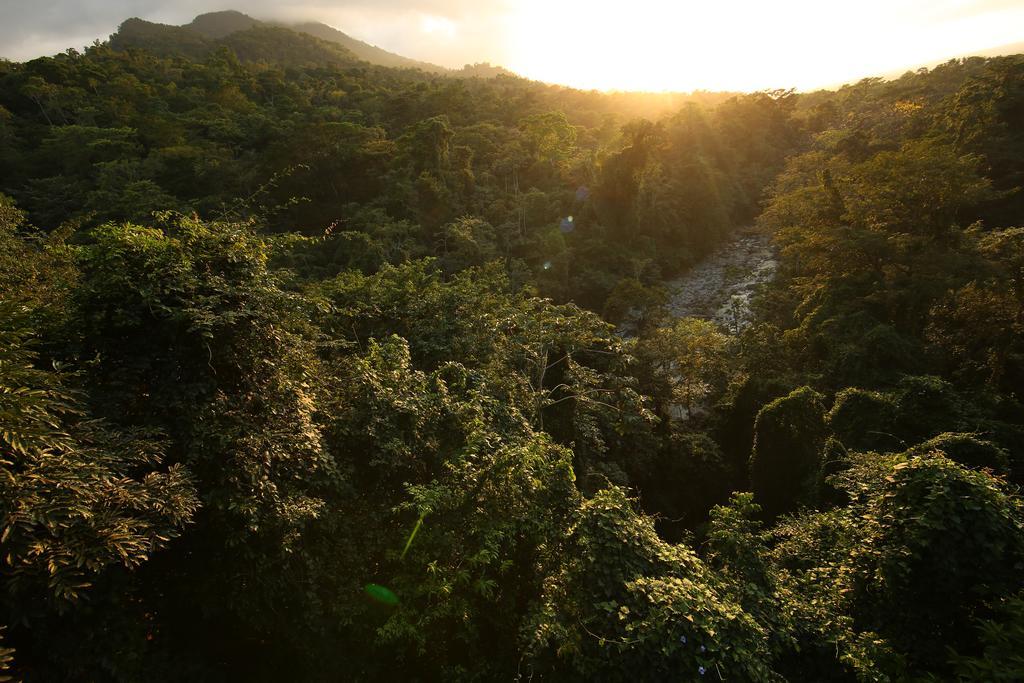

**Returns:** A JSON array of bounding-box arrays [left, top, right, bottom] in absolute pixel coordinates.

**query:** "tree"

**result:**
[[636, 317, 730, 419], [525, 487, 777, 682], [0, 304, 198, 677], [69, 214, 338, 676], [436, 216, 498, 272], [845, 454, 1024, 670], [519, 110, 578, 178], [0, 306, 198, 602], [749, 387, 826, 518]]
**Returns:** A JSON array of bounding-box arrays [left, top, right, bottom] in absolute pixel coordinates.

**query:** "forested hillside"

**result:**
[[1, 16, 1023, 681], [111, 10, 452, 74]]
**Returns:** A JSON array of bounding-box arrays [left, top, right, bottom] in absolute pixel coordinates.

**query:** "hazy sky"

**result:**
[[2, 0, 1023, 91]]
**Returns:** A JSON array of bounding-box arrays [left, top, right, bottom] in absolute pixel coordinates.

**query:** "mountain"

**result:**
[[185, 9, 261, 39], [286, 20, 448, 73], [110, 17, 359, 67], [110, 10, 463, 75], [109, 18, 213, 60]]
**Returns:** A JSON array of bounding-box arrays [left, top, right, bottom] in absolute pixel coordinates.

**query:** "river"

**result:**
[[664, 228, 776, 334]]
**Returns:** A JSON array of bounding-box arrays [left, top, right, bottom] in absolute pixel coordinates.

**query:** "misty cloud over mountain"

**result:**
[[1, 0, 510, 66]]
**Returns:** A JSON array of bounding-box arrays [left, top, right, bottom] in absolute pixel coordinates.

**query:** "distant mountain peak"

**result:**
[[108, 9, 519, 79], [110, 15, 359, 66], [186, 10, 262, 39]]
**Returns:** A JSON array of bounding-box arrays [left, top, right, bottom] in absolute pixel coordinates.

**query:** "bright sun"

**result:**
[[504, 0, 1024, 92]]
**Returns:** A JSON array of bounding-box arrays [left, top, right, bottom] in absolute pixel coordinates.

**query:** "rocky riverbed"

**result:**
[[665, 229, 776, 333]]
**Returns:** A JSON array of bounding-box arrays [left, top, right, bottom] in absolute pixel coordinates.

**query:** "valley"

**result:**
[[1, 7, 1023, 682]]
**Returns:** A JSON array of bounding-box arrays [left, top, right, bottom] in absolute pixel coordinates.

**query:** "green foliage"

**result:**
[[842, 140, 992, 243], [845, 454, 1024, 669], [436, 216, 498, 272], [0, 309, 198, 605], [635, 317, 731, 418], [0, 33, 791, 309], [112, 19, 360, 67], [713, 373, 793, 487], [827, 376, 1024, 462], [378, 432, 580, 678], [526, 487, 778, 682], [58, 214, 343, 677], [636, 431, 732, 535], [891, 375, 973, 441], [705, 494, 779, 626], [904, 432, 1010, 472], [519, 111, 578, 169], [947, 593, 1024, 681], [827, 387, 901, 452], [755, 447, 1024, 679], [750, 387, 827, 518], [1, 22, 1023, 682], [0, 194, 76, 328], [767, 503, 905, 681], [601, 277, 668, 332], [927, 226, 1024, 391]]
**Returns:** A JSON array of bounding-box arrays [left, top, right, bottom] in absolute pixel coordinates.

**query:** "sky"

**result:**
[[1, 0, 1023, 91]]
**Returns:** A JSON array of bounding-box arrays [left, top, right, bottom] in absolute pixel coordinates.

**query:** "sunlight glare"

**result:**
[[420, 14, 458, 39], [505, 0, 1024, 91]]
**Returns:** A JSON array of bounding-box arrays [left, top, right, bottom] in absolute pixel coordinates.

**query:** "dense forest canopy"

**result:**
[[1, 11, 1024, 681]]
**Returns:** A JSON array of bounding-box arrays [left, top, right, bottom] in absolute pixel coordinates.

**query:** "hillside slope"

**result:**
[[287, 20, 448, 73], [110, 17, 359, 66], [111, 10, 452, 74]]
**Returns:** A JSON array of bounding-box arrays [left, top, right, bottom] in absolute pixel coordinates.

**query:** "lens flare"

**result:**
[[364, 583, 400, 606]]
